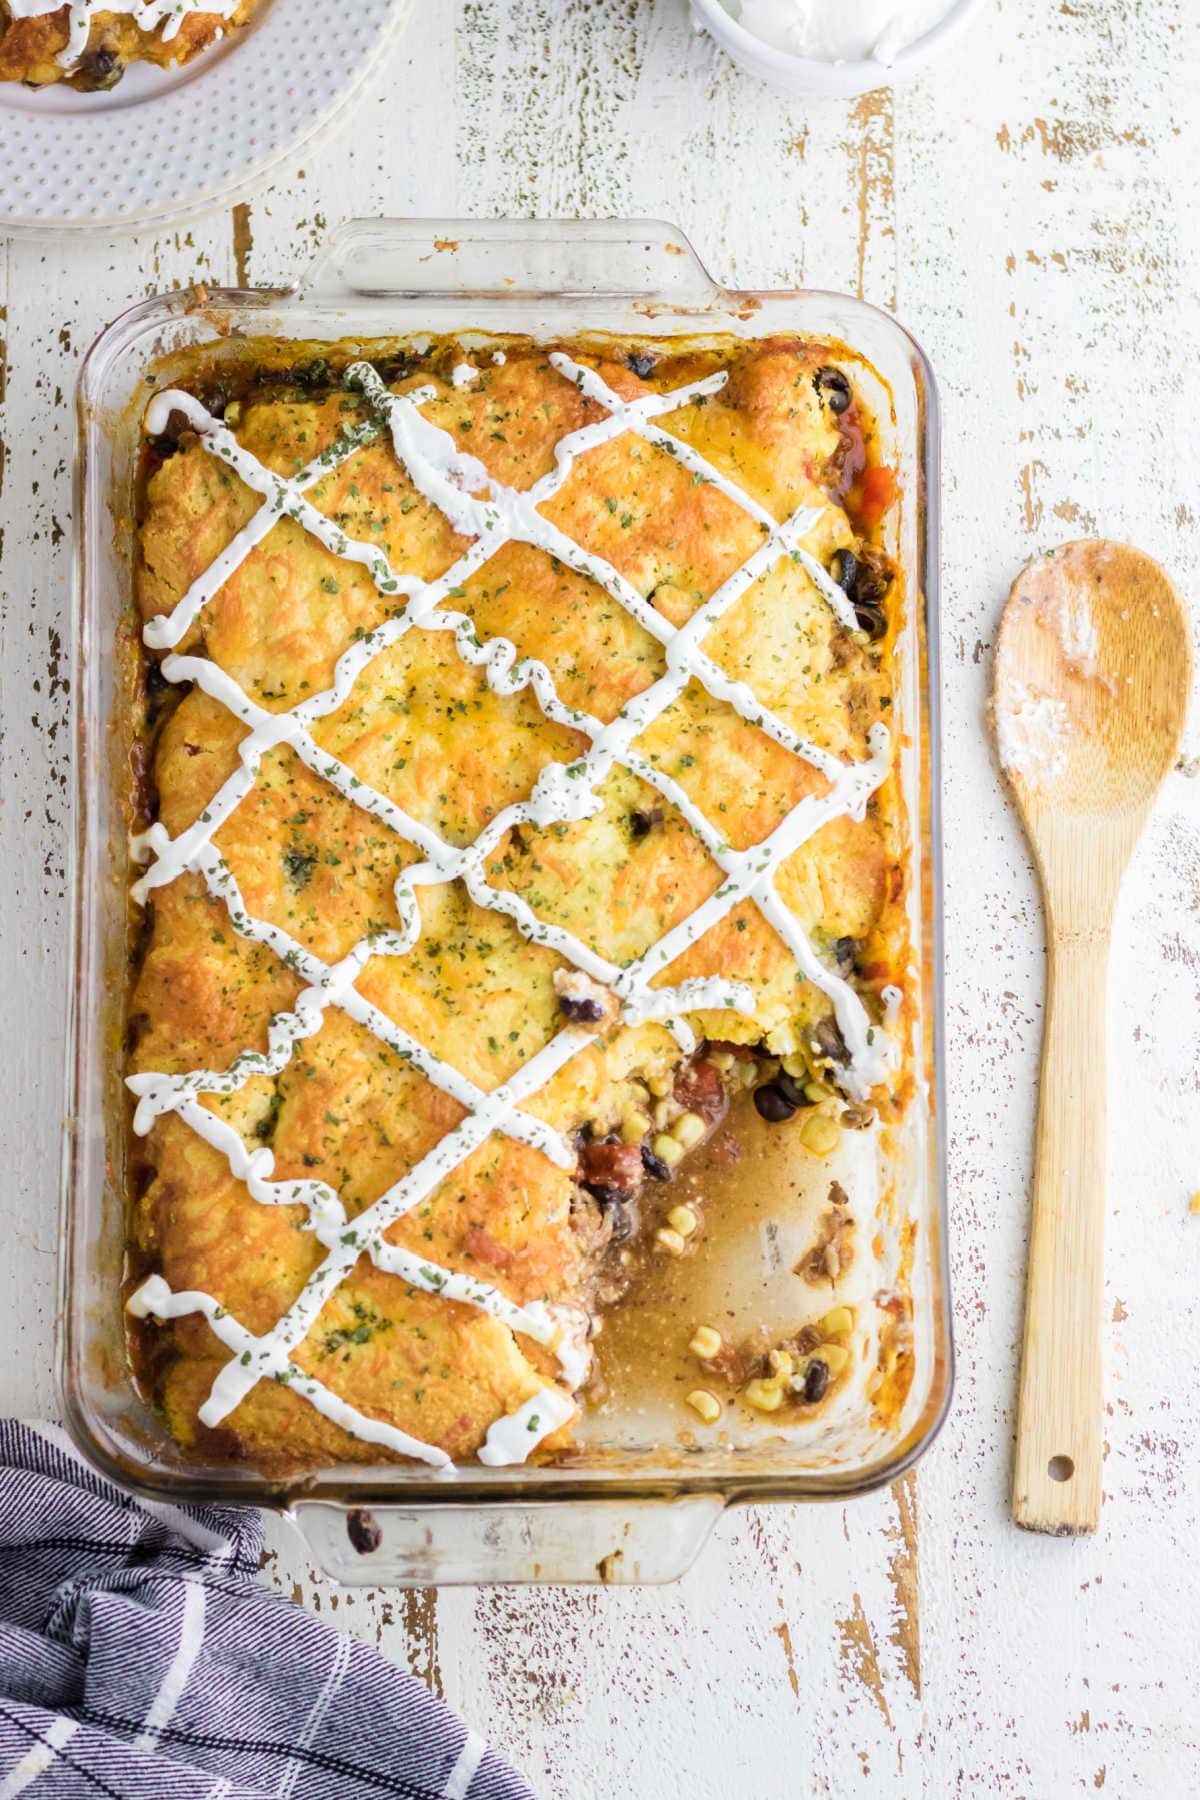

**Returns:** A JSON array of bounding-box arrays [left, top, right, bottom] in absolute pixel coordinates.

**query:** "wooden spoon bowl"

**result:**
[[994, 540, 1191, 1533]]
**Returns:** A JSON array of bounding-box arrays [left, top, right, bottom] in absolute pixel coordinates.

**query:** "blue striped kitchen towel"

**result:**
[[0, 1422, 537, 1799]]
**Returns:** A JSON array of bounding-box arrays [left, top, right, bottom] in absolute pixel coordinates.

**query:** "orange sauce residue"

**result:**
[[847, 464, 898, 535]]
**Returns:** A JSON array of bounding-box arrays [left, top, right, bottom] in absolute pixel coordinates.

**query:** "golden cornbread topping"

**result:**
[[123, 333, 912, 1474], [0, 1, 260, 89]]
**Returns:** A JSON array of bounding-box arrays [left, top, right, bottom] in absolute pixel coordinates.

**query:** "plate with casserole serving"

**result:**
[[0, 0, 408, 234], [64, 222, 950, 1583]]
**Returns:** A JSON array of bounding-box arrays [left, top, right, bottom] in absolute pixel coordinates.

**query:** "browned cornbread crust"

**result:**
[[126, 334, 911, 1473], [0, 3, 260, 88]]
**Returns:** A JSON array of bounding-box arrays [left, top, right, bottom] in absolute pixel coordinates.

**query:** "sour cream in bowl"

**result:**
[[689, 0, 984, 97]]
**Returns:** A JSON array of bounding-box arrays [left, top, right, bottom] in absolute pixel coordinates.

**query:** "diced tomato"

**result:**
[[579, 1141, 644, 1195], [463, 1228, 513, 1270], [673, 1058, 728, 1124], [847, 463, 898, 534]]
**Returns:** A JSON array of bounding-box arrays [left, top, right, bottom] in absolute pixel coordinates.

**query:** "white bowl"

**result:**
[[688, 0, 984, 98]]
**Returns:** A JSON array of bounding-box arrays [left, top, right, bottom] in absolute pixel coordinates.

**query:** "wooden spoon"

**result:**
[[994, 540, 1191, 1534]]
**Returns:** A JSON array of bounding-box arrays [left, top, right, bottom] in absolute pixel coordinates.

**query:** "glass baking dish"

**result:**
[[61, 218, 950, 1584]]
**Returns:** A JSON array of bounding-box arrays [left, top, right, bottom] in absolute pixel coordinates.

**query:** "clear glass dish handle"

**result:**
[[299, 217, 727, 306], [288, 1494, 725, 1586]]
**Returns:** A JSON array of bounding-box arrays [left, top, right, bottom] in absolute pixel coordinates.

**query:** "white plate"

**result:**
[[0, 0, 410, 235]]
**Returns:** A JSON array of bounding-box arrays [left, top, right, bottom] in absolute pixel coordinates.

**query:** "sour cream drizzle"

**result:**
[[6, 0, 243, 69], [128, 843, 574, 1169], [127, 350, 895, 1469], [126, 1276, 454, 1469]]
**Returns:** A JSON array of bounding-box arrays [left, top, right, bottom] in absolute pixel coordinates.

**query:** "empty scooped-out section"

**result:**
[[578, 1089, 894, 1459]]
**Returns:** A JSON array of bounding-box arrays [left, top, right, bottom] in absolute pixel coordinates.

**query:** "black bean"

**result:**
[[754, 1082, 798, 1123], [198, 396, 232, 427], [830, 547, 859, 595], [607, 1201, 639, 1244], [803, 1358, 830, 1404], [775, 1070, 809, 1109], [854, 601, 887, 641], [77, 45, 124, 91], [374, 354, 417, 384], [641, 1145, 672, 1181], [584, 1181, 637, 1209], [813, 365, 852, 415], [630, 807, 664, 838], [833, 936, 859, 974], [558, 993, 605, 1023], [853, 549, 893, 605], [812, 1017, 851, 1066], [148, 405, 194, 452], [628, 353, 657, 379], [346, 1508, 382, 1554]]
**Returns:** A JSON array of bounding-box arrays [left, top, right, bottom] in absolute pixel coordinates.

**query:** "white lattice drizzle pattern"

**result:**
[[126, 351, 895, 1470]]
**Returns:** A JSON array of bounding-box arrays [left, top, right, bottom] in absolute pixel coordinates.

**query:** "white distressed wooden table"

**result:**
[[2, 2, 1198, 1794]]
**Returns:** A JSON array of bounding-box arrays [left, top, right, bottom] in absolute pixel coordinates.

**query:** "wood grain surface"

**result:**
[[1, 2, 1198, 1794]]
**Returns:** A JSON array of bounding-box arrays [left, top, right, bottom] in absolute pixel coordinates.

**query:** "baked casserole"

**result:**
[[0, 1, 261, 89], [123, 331, 914, 1474]]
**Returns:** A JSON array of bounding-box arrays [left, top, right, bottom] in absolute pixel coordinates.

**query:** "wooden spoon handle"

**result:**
[[1012, 929, 1109, 1533]]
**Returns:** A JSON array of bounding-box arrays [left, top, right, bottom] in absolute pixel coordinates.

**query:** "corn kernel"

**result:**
[[652, 1133, 685, 1169], [799, 1112, 842, 1157], [686, 1389, 722, 1425], [653, 1098, 674, 1129], [744, 1378, 784, 1413], [737, 1060, 759, 1088], [819, 1342, 850, 1377], [804, 1081, 828, 1104], [655, 1226, 686, 1256], [818, 1306, 854, 1338], [647, 1070, 674, 1098], [781, 1053, 809, 1079], [620, 1109, 651, 1144], [768, 1348, 794, 1380], [709, 1049, 735, 1072], [668, 1203, 698, 1238], [672, 1111, 706, 1150], [689, 1325, 723, 1360]]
